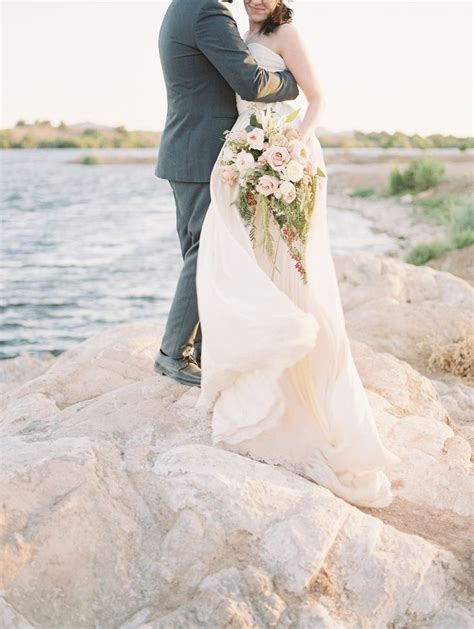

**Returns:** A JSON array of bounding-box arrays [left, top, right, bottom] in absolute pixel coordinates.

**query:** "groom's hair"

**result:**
[[222, 1, 294, 36]]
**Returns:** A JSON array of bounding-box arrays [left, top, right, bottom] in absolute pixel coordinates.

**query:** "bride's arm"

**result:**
[[277, 24, 325, 143]]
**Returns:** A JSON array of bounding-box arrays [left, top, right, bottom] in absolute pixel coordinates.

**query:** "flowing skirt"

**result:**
[[195, 102, 399, 508]]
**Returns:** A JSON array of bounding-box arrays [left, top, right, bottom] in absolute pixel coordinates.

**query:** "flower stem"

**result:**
[[271, 231, 281, 281]]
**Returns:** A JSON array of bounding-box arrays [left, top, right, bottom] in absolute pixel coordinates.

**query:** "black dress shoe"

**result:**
[[154, 350, 201, 387]]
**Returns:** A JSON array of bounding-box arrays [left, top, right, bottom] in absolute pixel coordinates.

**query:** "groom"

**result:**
[[153, 0, 300, 387]]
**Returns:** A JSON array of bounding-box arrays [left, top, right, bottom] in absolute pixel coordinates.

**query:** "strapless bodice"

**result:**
[[236, 42, 293, 116]]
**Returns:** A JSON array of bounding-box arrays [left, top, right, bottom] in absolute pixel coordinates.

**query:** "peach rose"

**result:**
[[279, 181, 297, 204], [265, 145, 291, 172], [304, 160, 314, 176], [247, 128, 265, 150], [289, 140, 310, 165], [256, 175, 280, 197], [220, 166, 239, 185], [282, 126, 301, 142], [269, 133, 289, 148]]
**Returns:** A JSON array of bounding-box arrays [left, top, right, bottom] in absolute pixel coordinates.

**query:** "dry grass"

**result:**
[[426, 332, 474, 383]]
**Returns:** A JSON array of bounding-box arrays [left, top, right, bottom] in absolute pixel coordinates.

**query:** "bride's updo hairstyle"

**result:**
[[223, 1, 294, 35], [260, 1, 293, 35]]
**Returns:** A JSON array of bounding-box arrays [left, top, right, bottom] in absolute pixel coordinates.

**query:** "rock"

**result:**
[[400, 193, 413, 204], [0, 353, 56, 397], [335, 252, 474, 380], [0, 322, 471, 626], [351, 341, 472, 519], [427, 244, 474, 286], [0, 322, 163, 434], [430, 377, 474, 446]]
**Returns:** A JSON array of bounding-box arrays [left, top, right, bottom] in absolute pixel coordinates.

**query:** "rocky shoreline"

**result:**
[[1, 248, 473, 627]]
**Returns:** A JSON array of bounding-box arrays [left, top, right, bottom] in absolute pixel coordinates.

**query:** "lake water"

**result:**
[[1, 148, 397, 360]]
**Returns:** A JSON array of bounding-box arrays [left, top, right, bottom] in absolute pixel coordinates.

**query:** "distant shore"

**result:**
[[1, 120, 472, 150]]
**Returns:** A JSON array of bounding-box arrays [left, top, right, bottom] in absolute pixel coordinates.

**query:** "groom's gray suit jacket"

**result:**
[[155, 0, 300, 183]]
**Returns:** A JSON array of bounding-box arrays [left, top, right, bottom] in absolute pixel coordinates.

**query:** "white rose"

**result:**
[[286, 159, 305, 183], [234, 151, 255, 175], [223, 146, 236, 162], [279, 181, 297, 204], [247, 128, 265, 150], [235, 151, 256, 173]]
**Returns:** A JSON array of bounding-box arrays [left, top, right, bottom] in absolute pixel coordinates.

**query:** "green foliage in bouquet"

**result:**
[[223, 106, 326, 283]]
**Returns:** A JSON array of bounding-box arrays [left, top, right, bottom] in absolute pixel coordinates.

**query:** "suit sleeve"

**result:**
[[194, 1, 299, 103]]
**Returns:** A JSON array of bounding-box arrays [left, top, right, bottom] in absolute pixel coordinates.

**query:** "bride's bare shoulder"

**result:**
[[274, 22, 305, 55]]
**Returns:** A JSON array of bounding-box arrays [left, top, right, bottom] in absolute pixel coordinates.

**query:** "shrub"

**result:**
[[17, 133, 38, 148], [451, 230, 474, 249], [39, 138, 82, 148], [350, 187, 375, 198], [406, 193, 474, 264], [450, 197, 474, 234], [444, 196, 474, 248], [0, 130, 12, 148], [405, 241, 452, 265], [389, 168, 405, 195], [80, 154, 102, 165], [389, 157, 445, 195]]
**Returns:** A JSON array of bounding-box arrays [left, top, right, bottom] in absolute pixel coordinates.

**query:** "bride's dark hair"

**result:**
[[260, 1, 293, 34], [223, 1, 293, 35]]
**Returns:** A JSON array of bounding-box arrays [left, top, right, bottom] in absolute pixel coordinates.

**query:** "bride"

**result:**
[[194, 0, 400, 508]]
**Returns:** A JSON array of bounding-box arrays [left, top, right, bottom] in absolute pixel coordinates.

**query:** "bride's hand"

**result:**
[[295, 127, 311, 145]]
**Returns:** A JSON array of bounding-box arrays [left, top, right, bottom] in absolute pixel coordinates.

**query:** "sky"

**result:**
[[1, 1, 472, 136]]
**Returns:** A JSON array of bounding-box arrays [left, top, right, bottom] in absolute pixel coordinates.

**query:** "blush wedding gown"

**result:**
[[194, 41, 399, 508]]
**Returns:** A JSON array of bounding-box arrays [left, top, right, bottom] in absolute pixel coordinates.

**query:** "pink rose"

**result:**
[[279, 181, 297, 204], [220, 166, 239, 185], [256, 175, 280, 197], [265, 145, 291, 172], [289, 140, 310, 165], [247, 128, 265, 150]]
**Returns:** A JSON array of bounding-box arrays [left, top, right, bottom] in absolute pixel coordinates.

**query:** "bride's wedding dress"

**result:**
[[194, 41, 399, 508]]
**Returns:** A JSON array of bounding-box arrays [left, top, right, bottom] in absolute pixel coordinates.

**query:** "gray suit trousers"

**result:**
[[160, 180, 209, 359]]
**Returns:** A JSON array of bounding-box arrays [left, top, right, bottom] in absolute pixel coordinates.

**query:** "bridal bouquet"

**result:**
[[219, 106, 326, 283]]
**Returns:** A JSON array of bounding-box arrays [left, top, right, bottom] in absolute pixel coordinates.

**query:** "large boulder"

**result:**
[[335, 253, 474, 380], [1, 322, 471, 627], [427, 244, 474, 286]]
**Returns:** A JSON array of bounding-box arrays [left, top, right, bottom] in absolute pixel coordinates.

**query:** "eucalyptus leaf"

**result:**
[[284, 109, 301, 124]]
